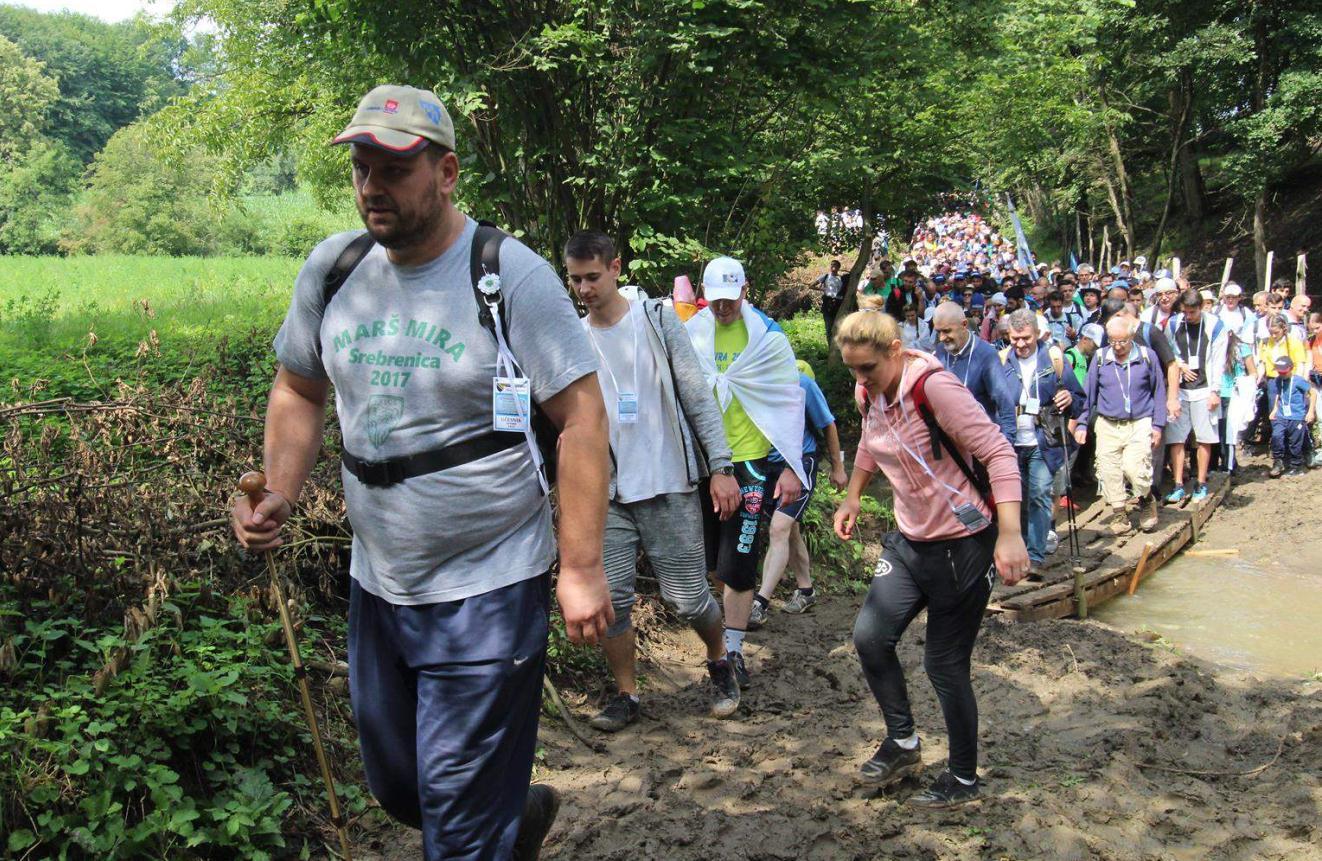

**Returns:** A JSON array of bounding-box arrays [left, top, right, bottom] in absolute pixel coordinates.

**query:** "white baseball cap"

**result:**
[[1079, 323, 1105, 344], [989, 292, 1008, 306], [1134, 255, 1148, 267], [1155, 276, 1179, 293], [701, 256, 747, 302], [1200, 289, 1216, 303], [1222, 282, 1243, 296]]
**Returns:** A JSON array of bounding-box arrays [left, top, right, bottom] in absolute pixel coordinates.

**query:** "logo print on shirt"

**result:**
[[876, 558, 893, 578], [365, 395, 405, 447]]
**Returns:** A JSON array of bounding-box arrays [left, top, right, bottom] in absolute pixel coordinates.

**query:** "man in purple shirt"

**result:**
[[1074, 316, 1167, 535]]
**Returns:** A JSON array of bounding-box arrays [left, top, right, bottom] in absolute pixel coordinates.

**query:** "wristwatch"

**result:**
[[715, 466, 735, 476]]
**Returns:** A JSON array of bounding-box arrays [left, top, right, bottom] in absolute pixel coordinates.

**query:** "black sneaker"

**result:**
[[588, 693, 639, 733], [727, 651, 750, 688], [859, 737, 923, 785], [512, 784, 560, 860], [707, 658, 740, 718], [1269, 459, 1285, 478], [908, 769, 980, 809]]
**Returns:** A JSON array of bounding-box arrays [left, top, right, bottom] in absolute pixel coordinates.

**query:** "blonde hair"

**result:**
[[833, 295, 902, 354]]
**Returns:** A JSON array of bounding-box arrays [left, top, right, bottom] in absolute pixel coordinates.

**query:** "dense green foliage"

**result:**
[[0, 5, 186, 162]]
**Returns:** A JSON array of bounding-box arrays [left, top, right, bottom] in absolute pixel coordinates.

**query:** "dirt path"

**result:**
[[359, 453, 1320, 860]]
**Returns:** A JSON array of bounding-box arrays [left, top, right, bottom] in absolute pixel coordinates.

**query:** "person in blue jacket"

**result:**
[[930, 301, 1017, 442], [999, 308, 1085, 567]]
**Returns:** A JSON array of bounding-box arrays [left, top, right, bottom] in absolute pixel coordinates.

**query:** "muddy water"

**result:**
[[1093, 550, 1322, 678]]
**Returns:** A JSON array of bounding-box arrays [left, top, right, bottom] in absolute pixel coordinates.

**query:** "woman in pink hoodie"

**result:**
[[833, 299, 1029, 809]]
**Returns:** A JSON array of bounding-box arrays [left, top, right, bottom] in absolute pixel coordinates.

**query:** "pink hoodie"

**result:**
[[855, 351, 1021, 541]]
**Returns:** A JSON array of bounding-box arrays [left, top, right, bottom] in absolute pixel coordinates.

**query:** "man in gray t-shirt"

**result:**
[[231, 84, 611, 860]]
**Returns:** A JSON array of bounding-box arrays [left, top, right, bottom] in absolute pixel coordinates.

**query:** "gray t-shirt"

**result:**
[[274, 217, 597, 605]]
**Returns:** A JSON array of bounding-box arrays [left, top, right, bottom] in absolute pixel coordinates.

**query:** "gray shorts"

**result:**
[[604, 491, 721, 639], [1165, 395, 1219, 445]]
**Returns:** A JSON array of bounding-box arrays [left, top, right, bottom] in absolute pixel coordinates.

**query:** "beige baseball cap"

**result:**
[[332, 84, 455, 155]]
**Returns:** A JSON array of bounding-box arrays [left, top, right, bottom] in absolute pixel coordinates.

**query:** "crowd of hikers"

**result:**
[[230, 86, 1318, 860]]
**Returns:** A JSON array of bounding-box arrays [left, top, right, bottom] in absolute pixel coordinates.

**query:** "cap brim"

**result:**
[[332, 125, 430, 155], [704, 285, 743, 302]]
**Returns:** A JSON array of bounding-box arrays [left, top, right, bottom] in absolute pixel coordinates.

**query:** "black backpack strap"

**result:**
[[469, 221, 508, 336], [911, 368, 994, 504], [323, 232, 376, 310], [317, 231, 376, 357]]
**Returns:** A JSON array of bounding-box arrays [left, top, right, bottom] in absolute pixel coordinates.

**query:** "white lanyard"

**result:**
[[586, 307, 640, 399], [1111, 352, 1133, 413], [872, 363, 974, 513], [953, 334, 975, 387], [488, 301, 550, 496]]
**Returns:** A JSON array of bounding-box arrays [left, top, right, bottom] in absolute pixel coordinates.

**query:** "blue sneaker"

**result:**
[[1164, 486, 1187, 504], [1191, 484, 1209, 502]]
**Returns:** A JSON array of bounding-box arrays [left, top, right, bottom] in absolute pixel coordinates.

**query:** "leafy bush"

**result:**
[[1, 590, 365, 860]]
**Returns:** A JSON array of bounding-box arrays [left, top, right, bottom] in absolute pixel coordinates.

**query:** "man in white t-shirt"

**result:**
[[565, 231, 744, 729]]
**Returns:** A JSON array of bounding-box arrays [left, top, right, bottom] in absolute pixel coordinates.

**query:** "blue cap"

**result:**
[[971, 293, 986, 308], [932, 274, 947, 283], [1112, 279, 1129, 289]]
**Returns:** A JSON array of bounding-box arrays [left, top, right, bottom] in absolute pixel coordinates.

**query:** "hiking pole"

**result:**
[[1056, 413, 1087, 619], [239, 472, 353, 861]]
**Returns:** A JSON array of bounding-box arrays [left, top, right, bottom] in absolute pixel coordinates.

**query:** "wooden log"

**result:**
[[1184, 548, 1239, 557], [1128, 542, 1156, 595], [1220, 258, 1234, 289], [1264, 250, 1274, 289], [1297, 253, 1306, 296], [1171, 256, 1181, 280]]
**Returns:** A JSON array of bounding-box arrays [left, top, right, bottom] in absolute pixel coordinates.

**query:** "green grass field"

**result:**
[[1, 255, 302, 401]]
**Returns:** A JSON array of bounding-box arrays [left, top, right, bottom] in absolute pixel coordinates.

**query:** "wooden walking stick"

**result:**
[[240, 472, 353, 861]]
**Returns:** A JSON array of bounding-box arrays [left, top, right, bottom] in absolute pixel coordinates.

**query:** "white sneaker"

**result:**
[[1045, 530, 1059, 555]]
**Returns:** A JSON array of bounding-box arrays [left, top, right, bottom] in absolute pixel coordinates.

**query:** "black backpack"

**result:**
[[319, 223, 558, 489]]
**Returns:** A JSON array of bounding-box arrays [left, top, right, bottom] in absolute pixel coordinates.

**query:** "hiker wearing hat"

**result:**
[[231, 84, 614, 858], [1078, 284, 1103, 326], [1268, 356, 1315, 476], [1074, 317, 1165, 534], [1214, 282, 1251, 338], [749, 360, 847, 630], [685, 257, 806, 691], [1164, 288, 1229, 504], [1142, 276, 1181, 333]]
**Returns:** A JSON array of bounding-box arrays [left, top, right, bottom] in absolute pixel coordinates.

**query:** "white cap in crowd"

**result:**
[[1079, 323, 1105, 345], [1222, 282, 1243, 296], [1200, 289, 1216, 303], [990, 292, 1008, 306], [701, 256, 747, 302], [1154, 276, 1179, 294]]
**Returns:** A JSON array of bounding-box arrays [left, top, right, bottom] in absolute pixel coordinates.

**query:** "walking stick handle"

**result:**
[[239, 470, 267, 510]]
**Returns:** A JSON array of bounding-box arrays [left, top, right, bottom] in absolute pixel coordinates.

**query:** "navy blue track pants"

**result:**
[[348, 574, 549, 861]]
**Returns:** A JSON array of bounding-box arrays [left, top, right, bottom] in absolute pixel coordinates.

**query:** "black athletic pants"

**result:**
[[822, 295, 843, 339], [852, 527, 997, 781]]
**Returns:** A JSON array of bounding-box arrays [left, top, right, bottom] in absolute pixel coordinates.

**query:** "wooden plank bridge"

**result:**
[[989, 473, 1232, 622]]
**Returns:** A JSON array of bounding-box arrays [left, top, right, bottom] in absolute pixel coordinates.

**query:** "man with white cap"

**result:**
[[1215, 282, 1250, 338], [1141, 276, 1181, 333], [685, 257, 805, 690], [232, 84, 613, 859]]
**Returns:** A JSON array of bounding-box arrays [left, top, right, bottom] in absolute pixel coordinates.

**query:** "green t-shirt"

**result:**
[[1064, 346, 1088, 388], [714, 319, 771, 462]]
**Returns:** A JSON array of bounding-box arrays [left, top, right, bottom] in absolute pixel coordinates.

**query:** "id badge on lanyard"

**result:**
[[492, 376, 532, 432], [617, 392, 639, 424]]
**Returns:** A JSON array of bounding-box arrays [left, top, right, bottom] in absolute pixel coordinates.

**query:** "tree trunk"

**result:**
[[1149, 80, 1194, 264], [832, 184, 874, 362], [1097, 83, 1137, 257], [1254, 193, 1269, 290]]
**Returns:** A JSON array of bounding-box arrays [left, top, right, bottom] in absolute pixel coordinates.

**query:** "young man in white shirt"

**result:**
[[565, 231, 745, 727]]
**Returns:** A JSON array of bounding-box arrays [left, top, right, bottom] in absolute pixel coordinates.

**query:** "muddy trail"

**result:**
[[363, 586, 1319, 859]]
